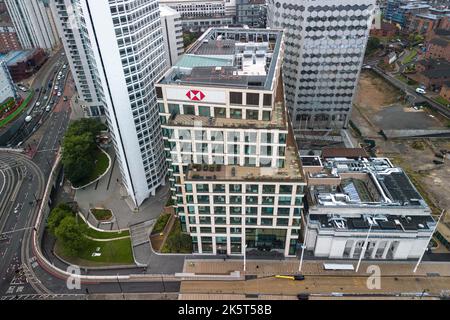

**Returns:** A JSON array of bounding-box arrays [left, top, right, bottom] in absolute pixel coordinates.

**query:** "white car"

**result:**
[[46, 105, 51, 112], [44, 95, 48, 100], [35, 102, 40, 107], [54, 86, 59, 90], [25, 116, 32, 123], [415, 88, 426, 94], [63, 64, 67, 69], [57, 92, 62, 97]]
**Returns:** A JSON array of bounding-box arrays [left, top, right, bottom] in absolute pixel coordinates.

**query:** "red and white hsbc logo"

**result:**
[[186, 90, 205, 101]]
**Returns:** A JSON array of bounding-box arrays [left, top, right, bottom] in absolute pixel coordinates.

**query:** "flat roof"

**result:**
[[159, 27, 283, 90]]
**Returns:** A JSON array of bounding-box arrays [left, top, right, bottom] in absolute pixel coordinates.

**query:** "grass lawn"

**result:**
[[434, 96, 450, 107], [151, 214, 171, 235], [77, 217, 130, 239], [395, 74, 418, 86], [56, 237, 134, 266], [72, 148, 109, 188], [0, 93, 33, 128], [402, 49, 417, 65], [91, 208, 113, 221]]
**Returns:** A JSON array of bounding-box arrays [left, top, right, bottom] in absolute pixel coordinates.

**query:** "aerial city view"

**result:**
[[0, 0, 449, 306]]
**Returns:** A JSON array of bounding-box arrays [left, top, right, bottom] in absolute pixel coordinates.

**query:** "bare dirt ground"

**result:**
[[351, 71, 450, 225]]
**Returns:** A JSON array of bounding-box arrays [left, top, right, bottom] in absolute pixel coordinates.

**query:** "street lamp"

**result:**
[[243, 244, 248, 273]]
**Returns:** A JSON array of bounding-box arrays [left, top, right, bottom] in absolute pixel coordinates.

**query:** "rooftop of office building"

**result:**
[[305, 156, 429, 209], [158, 27, 283, 90], [309, 213, 435, 232]]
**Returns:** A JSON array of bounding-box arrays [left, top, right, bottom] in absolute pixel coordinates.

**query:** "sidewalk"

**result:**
[[182, 259, 450, 277], [74, 151, 170, 230]]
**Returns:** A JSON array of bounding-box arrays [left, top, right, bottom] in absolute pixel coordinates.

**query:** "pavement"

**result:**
[[74, 153, 170, 231]]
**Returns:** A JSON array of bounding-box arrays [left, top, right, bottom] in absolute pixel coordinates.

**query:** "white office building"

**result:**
[[267, 0, 376, 130], [157, 28, 306, 257], [50, 0, 105, 117], [160, 5, 184, 67], [65, 0, 168, 207], [159, 0, 236, 31], [0, 61, 17, 104], [5, 0, 59, 50], [302, 154, 435, 260]]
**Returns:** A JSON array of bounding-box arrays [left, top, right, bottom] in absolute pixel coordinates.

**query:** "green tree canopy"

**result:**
[[66, 118, 105, 137], [365, 37, 381, 56], [54, 216, 87, 256], [62, 132, 96, 183], [47, 206, 73, 235]]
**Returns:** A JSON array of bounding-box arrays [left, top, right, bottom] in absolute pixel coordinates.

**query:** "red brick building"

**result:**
[[412, 58, 450, 90], [370, 22, 399, 38], [425, 35, 450, 60], [0, 26, 22, 53], [4, 49, 47, 82]]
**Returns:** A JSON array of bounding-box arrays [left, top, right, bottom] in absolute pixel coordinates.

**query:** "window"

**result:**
[[263, 185, 275, 193], [184, 105, 195, 115], [214, 217, 226, 225], [230, 196, 242, 204], [262, 111, 271, 121], [277, 218, 289, 226], [246, 196, 258, 204], [168, 104, 180, 114], [230, 92, 243, 104], [229, 184, 242, 193], [246, 207, 258, 215], [246, 109, 259, 120], [261, 218, 273, 226], [278, 208, 290, 216], [246, 184, 259, 193], [230, 217, 242, 225], [279, 196, 291, 205], [246, 217, 257, 225], [213, 195, 226, 204], [198, 106, 210, 116], [261, 207, 274, 215], [156, 86, 163, 98], [230, 108, 242, 119], [279, 185, 292, 194], [246, 92, 259, 105], [263, 93, 272, 106], [215, 107, 226, 118], [213, 184, 226, 193]]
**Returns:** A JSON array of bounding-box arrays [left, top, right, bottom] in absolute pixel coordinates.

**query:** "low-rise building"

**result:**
[[302, 153, 434, 260], [2, 49, 46, 82], [159, 0, 236, 31], [370, 21, 399, 38], [0, 60, 16, 104], [157, 27, 306, 257], [0, 25, 21, 53], [413, 58, 450, 89], [236, 0, 267, 28], [425, 34, 450, 61]]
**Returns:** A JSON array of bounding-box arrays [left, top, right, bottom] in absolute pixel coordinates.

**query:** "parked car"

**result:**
[[46, 105, 51, 112], [25, 116, 32, 123], [415, 88, 426, 94]]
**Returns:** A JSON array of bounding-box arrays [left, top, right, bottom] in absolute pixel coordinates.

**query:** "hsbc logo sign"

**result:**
[[186, 90, 205, 101]]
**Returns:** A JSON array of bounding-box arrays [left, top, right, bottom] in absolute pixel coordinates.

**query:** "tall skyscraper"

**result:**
[[50, 0, 105, 117], [5, 0, 59, 50], [52, 0, 168, 207], [267, 0, 376, 130]]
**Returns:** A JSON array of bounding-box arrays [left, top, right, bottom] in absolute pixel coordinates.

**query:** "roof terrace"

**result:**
[[159, 27, 283, 90]]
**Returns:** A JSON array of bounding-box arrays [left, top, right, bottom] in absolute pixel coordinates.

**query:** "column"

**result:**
[[349, 240, 357, 259], [382, 241, 391, 259], [371, 241, 380, 259]]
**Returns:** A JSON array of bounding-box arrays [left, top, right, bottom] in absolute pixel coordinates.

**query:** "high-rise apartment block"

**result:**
[[267, 0, 376, 130], [5, 0, 59, 50], [157, 28, 306, 256], [160, 5, 184, 67], [51, 0, 168, 207], [51, 0, 105, 117]]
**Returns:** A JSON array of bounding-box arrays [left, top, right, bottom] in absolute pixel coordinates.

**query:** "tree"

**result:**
[[66, 118, 105, 138], [54, 216, 87, 256], [365, 37, 381, 56], [47, 206, 72, 235], [62, 132, 96, 184]]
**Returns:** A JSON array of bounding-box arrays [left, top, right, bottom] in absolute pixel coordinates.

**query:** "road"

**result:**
[[5, 48, 68, 147], [366, 64, 450, 118]]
